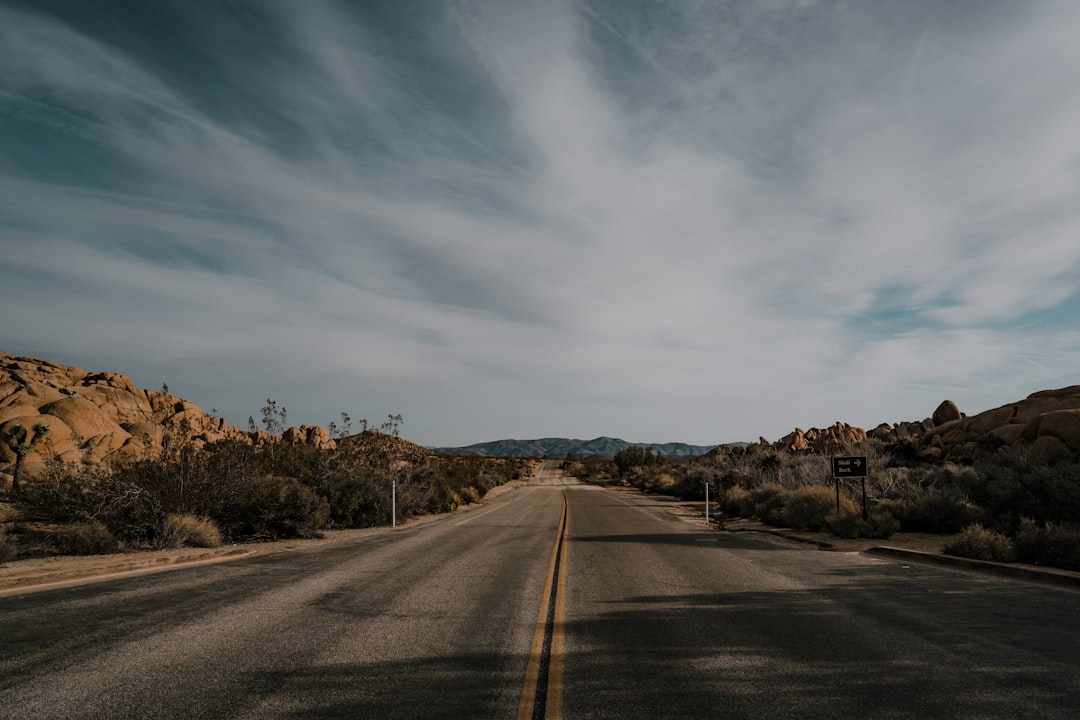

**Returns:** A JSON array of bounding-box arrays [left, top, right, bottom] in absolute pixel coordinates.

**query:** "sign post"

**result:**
[[831, 455, 869, 519], [705, 482, 710, 527]]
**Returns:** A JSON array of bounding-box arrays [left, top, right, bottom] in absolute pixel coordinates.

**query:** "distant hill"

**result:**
[[432, 437, 719, 459]]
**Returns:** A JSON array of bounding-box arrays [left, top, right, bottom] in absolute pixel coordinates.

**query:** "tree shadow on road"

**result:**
[[562, 564, 1080, 720]]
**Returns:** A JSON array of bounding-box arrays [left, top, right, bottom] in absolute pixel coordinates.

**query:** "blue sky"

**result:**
[[2, 0, 1079, 447]]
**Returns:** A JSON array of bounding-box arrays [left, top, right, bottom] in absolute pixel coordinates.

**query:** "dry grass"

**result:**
[[53, 521, 116, 556], [159, 513, 222, 549], [942, 524, 1016, 563]]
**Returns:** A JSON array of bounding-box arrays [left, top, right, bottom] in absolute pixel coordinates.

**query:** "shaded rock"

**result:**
[[932, 400, 962, 426], [1029, 409, 1080, 452]]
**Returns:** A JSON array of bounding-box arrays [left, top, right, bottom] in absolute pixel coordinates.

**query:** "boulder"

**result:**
[[932, 400, 962, 426], [1028, 409, 1080, 452], [0, 413, 76, 460], [40, 396, 130, 447], [0, 404, 40, 425]]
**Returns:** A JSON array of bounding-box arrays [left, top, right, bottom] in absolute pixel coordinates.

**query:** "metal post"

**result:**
[[705, 482, 710, 527], [392, 479, 397, 528], [861, 477, 868, 521]]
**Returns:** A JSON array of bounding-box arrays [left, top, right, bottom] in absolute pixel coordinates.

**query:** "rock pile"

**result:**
[[766, 391, 1080, 464], [771, 422, 868, 455], [0, 351, 334, 482]]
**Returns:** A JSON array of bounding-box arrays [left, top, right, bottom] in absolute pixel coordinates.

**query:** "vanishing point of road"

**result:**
[[2, 462, 1078, 719]]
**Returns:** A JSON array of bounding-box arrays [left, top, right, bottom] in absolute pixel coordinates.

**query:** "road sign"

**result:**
[[831, 455, 867, 478]]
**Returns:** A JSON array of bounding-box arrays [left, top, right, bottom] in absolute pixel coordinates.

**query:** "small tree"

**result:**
[[380, 413, 403, 437], [2, 423, 51, 496], [261, 398, 287, 436]]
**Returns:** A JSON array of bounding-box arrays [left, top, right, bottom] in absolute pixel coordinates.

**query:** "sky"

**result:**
[[2, 0, 1080, 448]]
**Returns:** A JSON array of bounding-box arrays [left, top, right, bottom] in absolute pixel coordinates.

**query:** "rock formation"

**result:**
[[919, 386, 1080, 462], [0, 350, 335, 483], [771, 422, 868, 455], [763, 388, 1080, 464]]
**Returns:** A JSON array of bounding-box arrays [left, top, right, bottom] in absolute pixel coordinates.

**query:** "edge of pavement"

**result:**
[[5, 479, 1079, 595], [654, 493, 1080, 592], [718, 515, 1080, 592], [0, 478, 534, 597]]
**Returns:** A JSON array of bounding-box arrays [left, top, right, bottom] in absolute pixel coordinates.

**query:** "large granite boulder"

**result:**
[[0, 350, 335, 482]]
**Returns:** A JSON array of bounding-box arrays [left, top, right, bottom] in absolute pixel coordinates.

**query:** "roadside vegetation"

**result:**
[[563, 440, 1080, 571], [0, 404, 529, 559]]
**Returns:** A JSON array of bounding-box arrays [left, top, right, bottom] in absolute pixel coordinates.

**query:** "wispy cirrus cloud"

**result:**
[[1, 0, 1079, 445]]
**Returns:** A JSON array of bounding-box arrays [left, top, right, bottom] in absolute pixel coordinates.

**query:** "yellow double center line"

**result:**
[[517, 490, 568, 720]]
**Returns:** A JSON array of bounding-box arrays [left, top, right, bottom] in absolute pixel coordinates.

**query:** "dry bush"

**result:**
[[751, 483, 788, 526], [1015, 521, 1080, 571], [942, 524, 1015, 563], [52, 521, 116, 556], [828, 508, 899, 539], [459, 486, 481, 505], [159, 513, 222, 549], [782, 486, 843, 531], [900, 493, 983, 534], [723, 486, 753, 517]]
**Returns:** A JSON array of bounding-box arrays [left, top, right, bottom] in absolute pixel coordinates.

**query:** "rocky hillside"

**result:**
[[916, 387, 1080, 462], [434, 437, 719, 459], [0, 350, 333, 482], [762, 390, 1080, 463]]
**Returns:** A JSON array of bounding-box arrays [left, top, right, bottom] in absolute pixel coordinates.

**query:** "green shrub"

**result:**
[[1015, 521, 1080, 572], [159, 513, 222, 549], [53, 521, 117, 555], [723, 486, 753, 517], [942, 524, 1015, 563], [751, 483, 788, 526], [216, 476, 329, 540], [782, 486, 840, 531]]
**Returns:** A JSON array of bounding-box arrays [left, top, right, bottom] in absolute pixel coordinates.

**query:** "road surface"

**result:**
[[1, 465, 1077, 719]]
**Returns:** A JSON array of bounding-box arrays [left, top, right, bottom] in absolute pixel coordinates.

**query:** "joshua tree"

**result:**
[[1, 423, 51, 496]]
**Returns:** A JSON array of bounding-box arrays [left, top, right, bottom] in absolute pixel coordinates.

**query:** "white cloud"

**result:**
[[2, 1, 1080, 445]]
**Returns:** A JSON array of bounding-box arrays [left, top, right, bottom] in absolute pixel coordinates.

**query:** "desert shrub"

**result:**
[[751, 484, 789, 526], [672, 465, 725, 500], [1014, 521, 1080, 572], [723, 486, 753, 517], [459, 486, 481, 505], [159, 513, 222, 549], [901, 493, 982, 534], [216, 475, 329, 540], [613, 446, 664, 474], [782, 486, 840, 531], [827, 507, 899, 539], [638, 470, 678, 495], [942, 524, 1015, 563], [53, 521, 117, 555]]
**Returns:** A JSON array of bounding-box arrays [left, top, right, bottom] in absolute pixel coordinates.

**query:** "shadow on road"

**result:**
[[563, 564, 1080, 719]]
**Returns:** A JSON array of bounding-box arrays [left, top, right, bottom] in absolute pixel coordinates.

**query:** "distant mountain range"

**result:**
[[431, 437, 720, 459]]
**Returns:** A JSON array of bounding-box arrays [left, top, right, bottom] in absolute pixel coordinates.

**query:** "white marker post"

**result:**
[[705, 482, 710, 527], [392, 479, 397, 529]]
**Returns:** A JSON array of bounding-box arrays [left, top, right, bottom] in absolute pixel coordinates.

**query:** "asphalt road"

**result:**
[[2, 468, 1078, 719]]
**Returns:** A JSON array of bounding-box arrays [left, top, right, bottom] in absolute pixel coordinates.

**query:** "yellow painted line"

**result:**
[[517, 490, 568, 720], [546, 501, 569, 719]]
